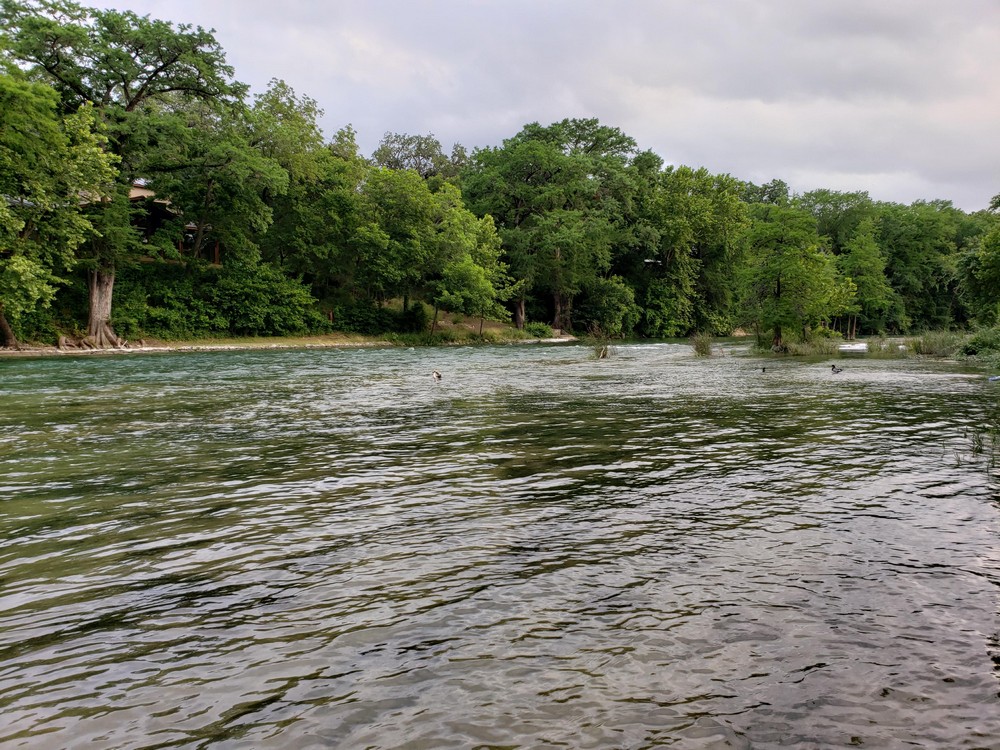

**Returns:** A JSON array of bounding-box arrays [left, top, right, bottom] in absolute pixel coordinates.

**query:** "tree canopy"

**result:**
[[1, 1, 998, 348]]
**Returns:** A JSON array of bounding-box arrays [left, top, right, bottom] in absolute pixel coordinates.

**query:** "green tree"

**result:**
[[423, 183, 509, 332], [0, 73, 116, 347], [835, 217, 897, 336], [371, 132, 459, 181], [260, 125, 368, 310], [144, 97, 288, 269], [624, 165, 747, 337], [874, 200, 963, 331], [739, 204, 840, 349], [1, 0, 245, 346], [798, 189, 875, 254], [352, 167, 435, 303], [463, 118, 636, 330], [957, 208, 1000, 326]]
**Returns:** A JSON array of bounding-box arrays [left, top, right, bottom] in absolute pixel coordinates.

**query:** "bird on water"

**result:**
[[432, 370, 442, 381], [831, 365, 843, 374]]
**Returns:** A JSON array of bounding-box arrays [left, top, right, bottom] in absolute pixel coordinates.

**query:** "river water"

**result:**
[[1, 342, 999, 749]]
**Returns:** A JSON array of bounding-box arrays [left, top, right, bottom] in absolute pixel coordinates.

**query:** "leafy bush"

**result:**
[[906, 330, 966, 357], [690, 332, 714, 356], [811, 326, 844, 340], [398, 301, 429, 333], [524, 322, 554, 338], [106, 260, 328, 340], [866, 335, 908, 358], [331, 299, 398, 335], [960, 327, 1000, 357], [574, 275, 641, 338]]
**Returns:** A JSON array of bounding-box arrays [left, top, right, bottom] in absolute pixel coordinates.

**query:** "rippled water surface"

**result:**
[[2, 343, 1000, 749]]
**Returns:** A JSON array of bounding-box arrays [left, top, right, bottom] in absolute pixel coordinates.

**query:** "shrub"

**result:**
[[573, 275, 641, 338], [866, 335, 908, 358], [398, 301, 430, 333], [690, 332, 714, 356], [332, 299, 397, 335], [960, 327, 1000, 357], [524, 322, 554, 339], [906, 330, 966, 357]]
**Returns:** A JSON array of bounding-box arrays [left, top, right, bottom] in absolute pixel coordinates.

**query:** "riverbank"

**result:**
[[0, 329, 578, 357]]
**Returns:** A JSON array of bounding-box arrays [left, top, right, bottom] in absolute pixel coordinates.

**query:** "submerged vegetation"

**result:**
[[1, 1, 999, 354], [690, 332, 714, 356]]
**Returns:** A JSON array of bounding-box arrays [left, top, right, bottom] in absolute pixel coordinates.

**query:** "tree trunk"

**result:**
[[86, 268, 121, 348], [479, 316, 485, 335], [772, 324, 783, 351], [553, 292, 571, 332], [431, 304, 439, 334], [0, 305, 18, 350], [513, 298, 525, 330]]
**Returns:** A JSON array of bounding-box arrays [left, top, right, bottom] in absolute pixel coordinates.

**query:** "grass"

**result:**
[[690, 332, 714, 356], [904, 330, 966, 357], [865, 335, 909, 358], [784, 337, 842, 356]]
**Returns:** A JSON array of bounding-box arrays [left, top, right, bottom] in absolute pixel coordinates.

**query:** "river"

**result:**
[[1, 342, 999, 749]]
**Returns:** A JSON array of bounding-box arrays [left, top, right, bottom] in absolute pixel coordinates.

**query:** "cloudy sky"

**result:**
[[88, 0, 999, 211]]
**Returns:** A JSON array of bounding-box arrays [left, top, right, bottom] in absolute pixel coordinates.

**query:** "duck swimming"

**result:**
[[432, 370, 442, 381], [831, 365, 843, 374]]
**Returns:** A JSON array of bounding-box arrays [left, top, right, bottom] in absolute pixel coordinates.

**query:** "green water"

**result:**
[[2, 343, 999, 749]]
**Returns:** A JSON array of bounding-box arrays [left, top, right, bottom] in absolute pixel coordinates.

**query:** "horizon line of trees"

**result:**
[[2, 0, 999, 351]]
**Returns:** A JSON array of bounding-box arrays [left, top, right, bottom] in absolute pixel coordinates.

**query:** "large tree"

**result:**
[[739, 204, 842, 349], [874, 200, 963, 331], [0, 72, 115, 347], [835, 217, 897, 336], [463, 118, 637, 330], [1, 0, 245, 346]]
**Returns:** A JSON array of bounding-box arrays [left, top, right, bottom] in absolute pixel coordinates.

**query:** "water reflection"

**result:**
[[1, 344, 999, 748]]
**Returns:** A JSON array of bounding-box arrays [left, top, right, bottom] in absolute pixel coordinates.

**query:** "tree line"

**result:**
[[2, 0, 999, 350]]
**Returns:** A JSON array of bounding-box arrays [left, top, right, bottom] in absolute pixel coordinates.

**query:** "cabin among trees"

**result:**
[[125, 185, 223, 265]]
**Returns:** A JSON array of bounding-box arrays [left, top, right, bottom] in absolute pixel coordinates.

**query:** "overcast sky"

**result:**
[[88, 0, 999, 211]]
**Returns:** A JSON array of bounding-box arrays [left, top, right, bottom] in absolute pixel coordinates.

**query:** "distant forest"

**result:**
[[2, 0, 999, 350]]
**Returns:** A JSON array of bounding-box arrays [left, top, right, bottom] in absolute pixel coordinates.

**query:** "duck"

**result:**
[[432, 370, 442, 381], [831, 365, 843, 374]]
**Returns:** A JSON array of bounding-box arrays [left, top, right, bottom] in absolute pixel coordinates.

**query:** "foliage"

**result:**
[[959, 327, 1000, 357], [372, 131, 462, 181], [0, 72, 116, 344], [1, 0, 248, 344], [573, 275, 640, 338], [874, 200, 965, 332], [690, 332, 714, 356], [835, 217, 898, 331], [463, 118, 637, 330], [0, 4, 996, 354], [905, 330, 966, 357], [738, 204, 842, 349], [524, 322, 554, 338], [957, 224, 1000, 326], [109, 260, 327, 339]]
